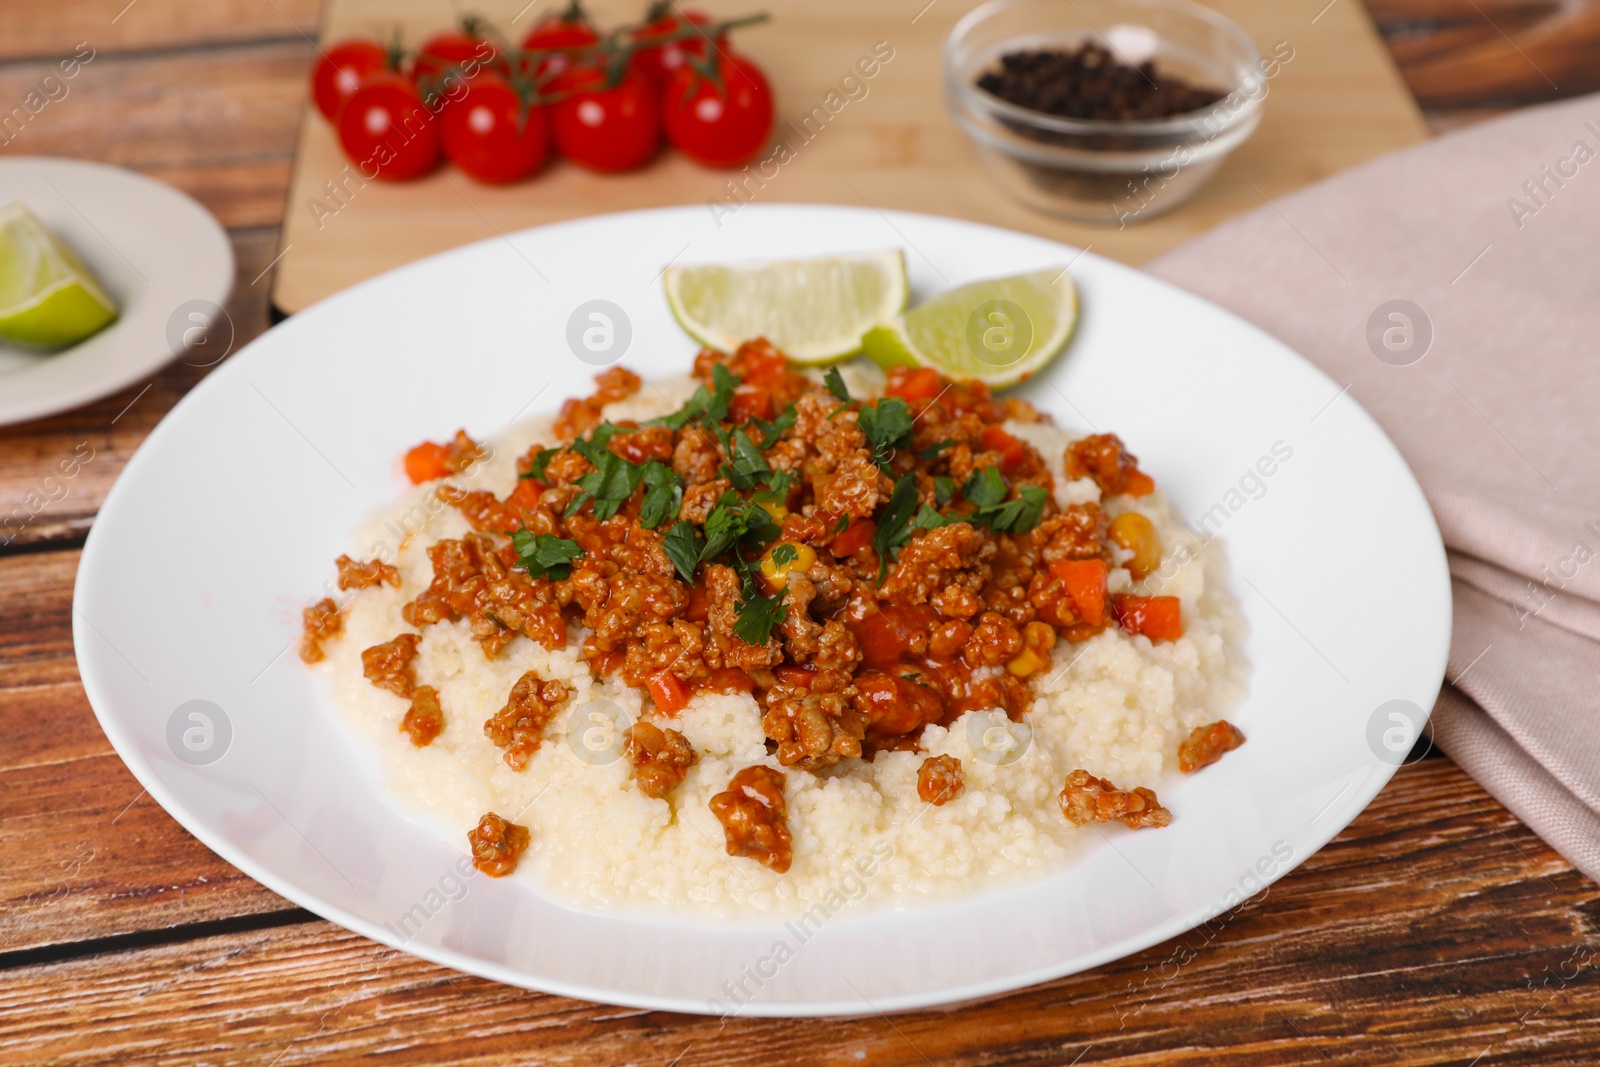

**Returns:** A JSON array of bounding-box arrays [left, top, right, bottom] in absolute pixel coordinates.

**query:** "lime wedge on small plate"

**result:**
[[664, 250, 908, 364], [861, 268, 1078, 388], [0, 201, 118, 349]]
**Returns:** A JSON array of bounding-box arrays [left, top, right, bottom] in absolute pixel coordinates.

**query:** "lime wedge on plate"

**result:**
[[0, 201, 118, 349], [664, 250, 908, 364], [861, 268, 1078, 388]]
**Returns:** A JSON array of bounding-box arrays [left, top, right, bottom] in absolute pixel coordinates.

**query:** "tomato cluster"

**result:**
[[310, 2, 774, 183]]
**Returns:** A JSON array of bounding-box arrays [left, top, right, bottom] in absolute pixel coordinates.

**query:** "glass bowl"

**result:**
[[945, 0, 1266, 225]]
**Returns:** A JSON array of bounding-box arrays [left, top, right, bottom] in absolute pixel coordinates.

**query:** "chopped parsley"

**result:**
[[823, 366, 850, 401], [734, 585, 786, 645], [771, 543, 798, 568], [566, 447, 643, 521], [700, 493, 779, 560], [918, 439, 953, 462], [961, 467, 1048, 533], [912, 504, 950, 531], [934, 475, 956, 507], [511, 529, 582, 580], [834, 514, 851, 533], [748, 404, 797, 449], [638, 460, 682, 528], [857, 397, 914, 470], [871, 474, 923, 580], [721, 429, 770, 490], [647, 363, 738, 430], [524, 446, 559, 482], [663, 520, 704, 584], [697, 495, 786, 643], [753, 468, 793, 504]]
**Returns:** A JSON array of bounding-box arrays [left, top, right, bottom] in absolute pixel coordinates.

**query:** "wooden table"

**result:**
[[3, 2, 1598, 1063]]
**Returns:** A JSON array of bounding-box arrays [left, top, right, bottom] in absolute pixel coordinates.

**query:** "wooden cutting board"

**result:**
[[270, 0, 1426, 315]]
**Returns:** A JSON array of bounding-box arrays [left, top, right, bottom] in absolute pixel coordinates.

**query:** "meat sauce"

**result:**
[[315, 339, 1239, 875]]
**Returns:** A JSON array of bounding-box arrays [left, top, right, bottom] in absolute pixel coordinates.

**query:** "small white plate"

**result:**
[[0, 157, 233, 427], [73, 205, 1449, 1016]]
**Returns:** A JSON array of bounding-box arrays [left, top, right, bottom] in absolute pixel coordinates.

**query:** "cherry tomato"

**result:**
[[413, 30, 495, 87], [662, 52, 774, 167], [629, 6, 720, 90], [337, 73, 441, 180], [520, 0, 601, 80], [441, 73, 550, 182], [550, 66, 660, 172], [311, 38, 390, 121]]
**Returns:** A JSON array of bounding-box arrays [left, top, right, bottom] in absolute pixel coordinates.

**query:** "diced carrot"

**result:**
[[404, 441, 453, 484], [729, 388, 774, 423], [1049, 558, 1108, 627], [773, 665, 817, 688], [1112, 595, 1183, 641], [647, 671, 692, 716], [507, 478, 543, 512], [980, 425, 1029, 475], [830, 517, 876, 558], [886, 366, 944, 403]]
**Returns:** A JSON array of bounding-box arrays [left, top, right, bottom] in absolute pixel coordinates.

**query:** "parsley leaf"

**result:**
[[524, 447, 559, 482], [567, 448, 643, 520], [646, 363, 740, 430], [872, 474, 923, 580], [823, 367, 850, 401], [569, 422, 619, 466], [961, 470, 1049, 534], [834, 514, 851, 533], [733, 586, 786, 645], [934, 475, 955, 507], [512, 528, 582, 580], [771, 543, 798, 568], [700, 494, 780, 561], [918, 439, 953, 462], [638, 460, 682, 528], [663, 520, 704, 584], [748, 404, 797, 449], [753, 468, 793, 504], [858, 397, 914, 470], [912, 504, 950, 531], [961, 466, 1008, 509], [722, 429, 770, 490]]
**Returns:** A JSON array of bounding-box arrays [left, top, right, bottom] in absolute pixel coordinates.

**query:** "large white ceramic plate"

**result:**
[[74, 205, 1449, 1016], [0, 157, 233, 427]]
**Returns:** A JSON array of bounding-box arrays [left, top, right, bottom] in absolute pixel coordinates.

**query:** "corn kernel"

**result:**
[[758, 500, 788, 522], [1006, 648, 1049, 678], [758, 541, 816, 591], [1109, 512, 1161, 581]]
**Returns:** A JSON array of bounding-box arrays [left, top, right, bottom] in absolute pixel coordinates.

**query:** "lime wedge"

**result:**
[[861, 268, 1078, 388], [663, 250, 908, 364], [0, 202, 118, 349]]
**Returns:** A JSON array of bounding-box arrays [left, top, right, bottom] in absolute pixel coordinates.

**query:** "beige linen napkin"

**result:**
[[1147, 92, 1600, 883]]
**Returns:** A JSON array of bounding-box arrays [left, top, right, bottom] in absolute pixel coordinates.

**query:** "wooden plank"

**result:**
[[1, 759, 1595, 1065], [268, 0, 1429, 314], [0, 551, 291, 954], [0, 0, 318, 63], [0, 229, 278, 552], [1366, 0, 1600, 110], [0, 40, 311, 175]]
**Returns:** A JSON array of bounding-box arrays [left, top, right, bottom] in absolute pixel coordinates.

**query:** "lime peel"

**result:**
[[663, 250, 908, 365]]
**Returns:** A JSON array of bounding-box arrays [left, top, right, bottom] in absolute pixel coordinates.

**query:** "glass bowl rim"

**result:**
[[944, 0, 1268, 139]]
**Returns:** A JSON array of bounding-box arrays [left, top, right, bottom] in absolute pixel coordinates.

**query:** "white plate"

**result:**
[[74, 205, 1449, 1016], [0, 157, 233, 427]]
